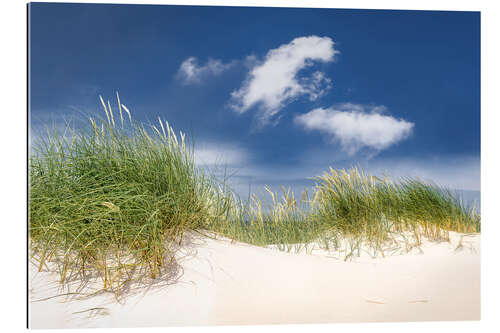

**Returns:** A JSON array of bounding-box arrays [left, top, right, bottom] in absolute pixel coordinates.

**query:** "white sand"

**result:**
[[29, 232, 480, 328]]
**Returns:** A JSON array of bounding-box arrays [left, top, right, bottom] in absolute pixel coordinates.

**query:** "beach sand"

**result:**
[[29, 232, 480, 328]]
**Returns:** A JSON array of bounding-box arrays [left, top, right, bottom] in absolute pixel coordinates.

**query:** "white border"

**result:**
[[2, 0, 498, 332]]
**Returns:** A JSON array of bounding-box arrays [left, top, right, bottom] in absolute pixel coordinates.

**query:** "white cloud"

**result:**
[[295, 103, 414, 154], [178, 57, 234, 84], [229, 36, 339, 124]]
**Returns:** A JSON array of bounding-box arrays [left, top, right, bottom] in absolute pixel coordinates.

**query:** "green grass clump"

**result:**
[[29, 94, 229, 294], [312, 166, 480, 249], [213, 166, 480, 258], [210, 187, 324, 253]]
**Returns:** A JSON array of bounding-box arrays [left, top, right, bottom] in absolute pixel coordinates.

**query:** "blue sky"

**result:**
[[29, 3, 480, 200]]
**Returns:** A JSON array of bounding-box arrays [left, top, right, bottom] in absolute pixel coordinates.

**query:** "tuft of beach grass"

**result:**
[[29, 94, 232, 294]]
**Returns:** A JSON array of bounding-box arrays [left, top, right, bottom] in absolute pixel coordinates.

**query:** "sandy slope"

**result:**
[[29, 232, 480, 328]]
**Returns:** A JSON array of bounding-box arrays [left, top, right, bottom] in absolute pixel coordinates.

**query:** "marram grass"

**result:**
[[210, 187, 324, 252], [309, 167, 480, 257], [313, 167, 480, 236], [29, 94, 480, 296], [208, 168, 480, 259], [29, 94, 231, 295]]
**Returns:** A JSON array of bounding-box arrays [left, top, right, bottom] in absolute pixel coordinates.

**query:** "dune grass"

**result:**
[[207, 167, 480, 258], [208, 187, 325, 253], [29, 94, 231, 294], [29, 94, 480, 295], [310, 167, 480, 257]]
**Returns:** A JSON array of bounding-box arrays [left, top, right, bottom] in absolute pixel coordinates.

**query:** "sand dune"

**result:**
[[29, 232, 480, 328]]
